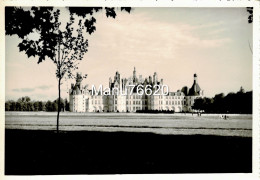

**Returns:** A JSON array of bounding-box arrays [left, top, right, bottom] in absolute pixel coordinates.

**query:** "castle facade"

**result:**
[[69, 68, 203, 113]]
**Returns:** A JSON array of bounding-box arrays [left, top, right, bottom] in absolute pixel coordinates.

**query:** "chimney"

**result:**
[[149, 76, 152, 84], [160, 78, 163, 84]]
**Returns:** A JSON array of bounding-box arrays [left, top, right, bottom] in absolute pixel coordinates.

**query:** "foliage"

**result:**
[[247, 7, 253, 23], [5, 96, 70, 112], [193, 87, 252, 114]]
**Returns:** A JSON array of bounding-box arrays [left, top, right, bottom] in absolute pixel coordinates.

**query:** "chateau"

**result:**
[[69, 68, 203, 113]]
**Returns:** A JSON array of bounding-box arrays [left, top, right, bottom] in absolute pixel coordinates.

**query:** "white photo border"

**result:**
[[0, 0, 259, 180]]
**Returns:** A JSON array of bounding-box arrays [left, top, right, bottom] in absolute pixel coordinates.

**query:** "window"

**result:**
[[115, 100, 117, 104], [133, 101, 135, 105], [166, 101, 168, 105]]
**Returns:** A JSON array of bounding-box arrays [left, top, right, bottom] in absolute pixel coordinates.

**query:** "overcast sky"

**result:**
[[6, 7, 252, 101]]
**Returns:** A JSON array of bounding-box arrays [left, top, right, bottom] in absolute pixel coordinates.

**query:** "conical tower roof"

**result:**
[[188, 73, 201, 96]]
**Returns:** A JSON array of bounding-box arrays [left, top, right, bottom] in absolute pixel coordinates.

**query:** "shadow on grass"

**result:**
[[5, 129, 252, 175]]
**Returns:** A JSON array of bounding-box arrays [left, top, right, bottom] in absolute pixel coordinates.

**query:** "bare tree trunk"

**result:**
[[57, 78, 61, 133]]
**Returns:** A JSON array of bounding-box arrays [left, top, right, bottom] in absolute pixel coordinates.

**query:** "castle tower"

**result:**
[[188, 73, 201, 96]]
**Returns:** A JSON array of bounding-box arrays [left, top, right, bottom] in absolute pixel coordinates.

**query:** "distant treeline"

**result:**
[[193, 87, 252, 114], [5, 96, 70, 112]]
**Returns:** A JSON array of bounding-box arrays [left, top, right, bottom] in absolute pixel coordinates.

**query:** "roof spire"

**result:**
[[133, 66, 136, 78]]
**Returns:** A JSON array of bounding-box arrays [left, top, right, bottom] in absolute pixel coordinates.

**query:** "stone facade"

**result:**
[[69, 68, 203, 113]]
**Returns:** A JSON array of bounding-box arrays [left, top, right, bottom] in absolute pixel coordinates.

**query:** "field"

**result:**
[[5, 112, 252, 137], [5, 112, 252, 174]]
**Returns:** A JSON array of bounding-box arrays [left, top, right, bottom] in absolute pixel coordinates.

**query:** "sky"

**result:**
[[5, 7, 253, 101]]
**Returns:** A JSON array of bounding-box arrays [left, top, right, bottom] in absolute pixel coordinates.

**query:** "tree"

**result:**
[[5, 101, 11, 111], [39, 101, 45, 111], [15, 101, 22, 111], [247, 7, 253, 23], [54, 98, 65, 112], [213, 93, 225, 113], [246, 7, 253, 54], [33, 101, 40, 111], [65, 98, 70, 111], [192, 98, 203, 111], [9, 100, 16, 111], [27, 102, 34, 111], [6, 7, 131, 133], [192, 89, 252, 114], [45, 101, 53, 112]]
